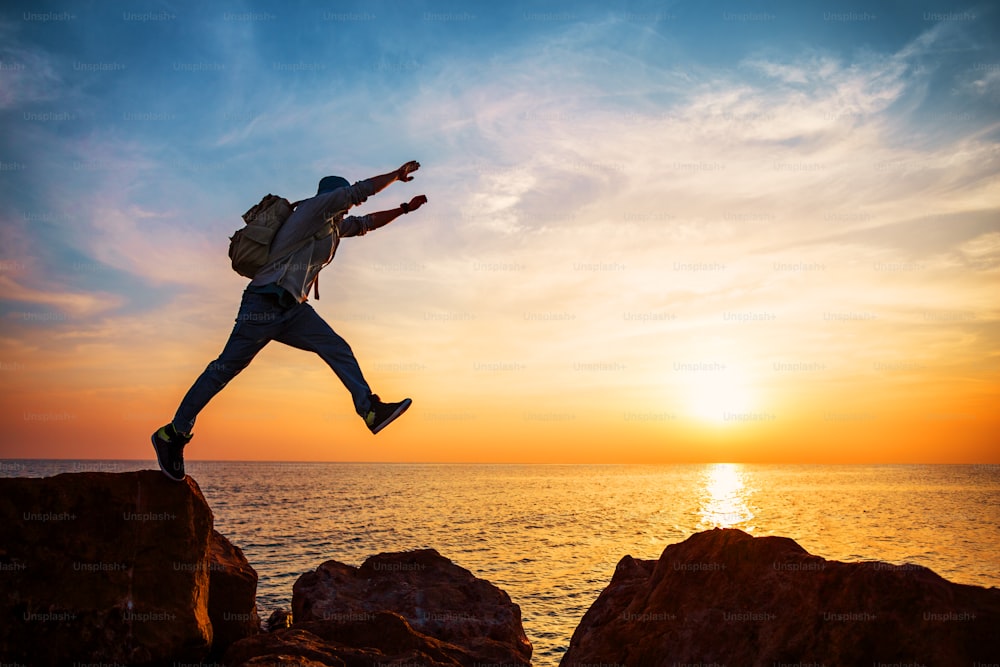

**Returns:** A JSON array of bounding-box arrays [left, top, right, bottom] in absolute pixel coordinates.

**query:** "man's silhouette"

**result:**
[[152, 161, 427, 480]]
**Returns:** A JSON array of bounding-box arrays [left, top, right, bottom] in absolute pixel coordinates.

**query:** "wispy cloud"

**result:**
[[320, 17, 1000, 429], [0, 274, 124, 318], [0, 21, 61, 109]]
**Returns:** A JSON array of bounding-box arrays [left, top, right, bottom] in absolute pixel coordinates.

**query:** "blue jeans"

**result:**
[[172, 290, 372, 434]]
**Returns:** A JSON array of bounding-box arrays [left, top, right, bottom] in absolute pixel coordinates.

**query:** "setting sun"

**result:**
[[683, 368, 761, 426]]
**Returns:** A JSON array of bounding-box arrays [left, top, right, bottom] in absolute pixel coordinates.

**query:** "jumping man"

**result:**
[[151, 161, 427, 481]]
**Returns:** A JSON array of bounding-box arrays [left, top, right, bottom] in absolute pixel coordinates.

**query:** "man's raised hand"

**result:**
[[407, 195, 428, 212], [398, 161, 420, 182]]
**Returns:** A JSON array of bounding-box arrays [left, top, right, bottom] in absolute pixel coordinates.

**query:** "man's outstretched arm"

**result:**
[[364, 195, 428, 232], [364, 161, 421, 195]]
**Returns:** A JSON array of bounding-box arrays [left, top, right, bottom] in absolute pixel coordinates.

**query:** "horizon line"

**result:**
[[2, 458, 998, 467]]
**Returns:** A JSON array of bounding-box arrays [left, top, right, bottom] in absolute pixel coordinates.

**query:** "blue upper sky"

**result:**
[[3, 0, 997, 324]]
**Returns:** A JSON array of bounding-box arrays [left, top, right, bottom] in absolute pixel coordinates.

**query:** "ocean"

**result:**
[[4, 461, 999, 666]]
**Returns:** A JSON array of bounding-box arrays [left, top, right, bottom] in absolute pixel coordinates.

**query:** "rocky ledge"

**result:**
[[0, 471, 259, 665], [562, 528, 1000, 666], [2, 472, 999, 666], [0, 471, 531, 667]]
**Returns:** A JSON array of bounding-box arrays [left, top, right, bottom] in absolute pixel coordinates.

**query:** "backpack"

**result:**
[[228, 194, 297, 278], [229, 194, 335, 299]]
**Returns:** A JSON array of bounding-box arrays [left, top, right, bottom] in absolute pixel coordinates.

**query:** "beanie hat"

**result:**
[[317, 175, 350, 195]]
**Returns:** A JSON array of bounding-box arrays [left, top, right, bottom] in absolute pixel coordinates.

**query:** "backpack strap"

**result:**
[[289, 220, 335, 301], [309, 221, 336, 300], [308, 215, 338, 301]]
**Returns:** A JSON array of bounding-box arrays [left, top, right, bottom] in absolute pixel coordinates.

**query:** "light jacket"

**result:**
[[249, 180, 378, 303]]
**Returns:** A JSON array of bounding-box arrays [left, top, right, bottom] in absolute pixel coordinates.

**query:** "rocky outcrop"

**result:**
[[0, 471, 259, 665], [209, 529, 261, 657], [561, 528, 1000, 667], [10, 471, 997, 667], [226, 548, 532, 667]]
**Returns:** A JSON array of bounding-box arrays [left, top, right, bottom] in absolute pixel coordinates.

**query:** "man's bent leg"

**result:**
[[172, 292, 280, 433], [274, 303, 373, 417], [172, 324, 269, 433]]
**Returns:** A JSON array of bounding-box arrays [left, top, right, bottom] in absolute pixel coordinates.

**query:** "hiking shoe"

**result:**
[[151, 424, 192, 481], [365, 395, 412, 434]]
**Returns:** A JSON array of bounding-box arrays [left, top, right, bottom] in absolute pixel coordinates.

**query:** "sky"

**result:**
[[0, 0, 998, 463]]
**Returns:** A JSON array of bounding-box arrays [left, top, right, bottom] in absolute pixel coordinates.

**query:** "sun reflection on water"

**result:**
[[698, 463, 755, 530]]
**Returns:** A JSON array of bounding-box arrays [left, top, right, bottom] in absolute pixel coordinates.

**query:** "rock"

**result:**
[[561, 528, 1000, 666], [228, 549, 532, 667], [239, 656, 334, 667], [293, 549, 532, 666], [209, 529, 261, 656], [0, 470, 259, 665], [224, 626, 350, 666], [266, 608, 293, 632], [225, 612, 469, 667]]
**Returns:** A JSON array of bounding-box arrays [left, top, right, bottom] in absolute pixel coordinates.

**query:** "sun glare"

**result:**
[[684, 371, 757, 426]]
